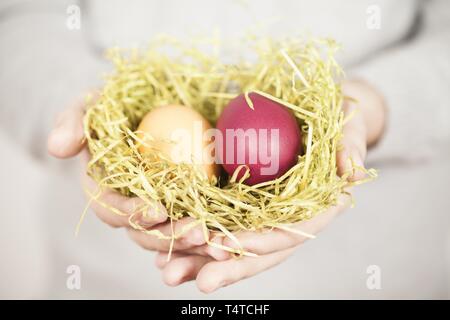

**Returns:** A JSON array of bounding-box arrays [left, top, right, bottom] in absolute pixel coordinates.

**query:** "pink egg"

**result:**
[[216, 92, 302, 185]]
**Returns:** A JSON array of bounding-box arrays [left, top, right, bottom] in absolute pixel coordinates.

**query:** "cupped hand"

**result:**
[[49, 78, 386, 293], [155, 79, 386, 293]]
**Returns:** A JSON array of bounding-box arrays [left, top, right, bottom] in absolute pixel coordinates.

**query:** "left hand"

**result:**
[[153, 78, 387, 293]]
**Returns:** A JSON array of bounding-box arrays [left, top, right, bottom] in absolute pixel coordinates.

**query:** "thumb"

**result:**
[[47, 99, 86, 159], [337, 102, 368, 182]]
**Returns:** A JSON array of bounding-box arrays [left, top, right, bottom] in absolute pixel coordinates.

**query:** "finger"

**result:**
[[47, 98, 87, 159], [155, 240, 233, 262], [155, 246, 222, 270], [127, 228, 193, 252], [219, 193, 351, 256], [81, 147, 168, 229], [155, 251, 211, 269], [204, 236, 232, 261], [159, 253, 212, 287], [337, 101, 368, 181], [181, 245, 229, 261], [196, 247, 295, 293], [154, 252, 186, 269], [127, 217, 207, 252], [153, 217, 206, 246]]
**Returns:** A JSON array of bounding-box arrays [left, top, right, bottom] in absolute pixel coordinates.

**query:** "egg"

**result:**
[[216, 92, 302, 185], [137, 104, 219, 180]]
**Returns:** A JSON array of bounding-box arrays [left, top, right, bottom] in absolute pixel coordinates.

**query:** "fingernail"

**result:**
[[186, 228, 205, 246]]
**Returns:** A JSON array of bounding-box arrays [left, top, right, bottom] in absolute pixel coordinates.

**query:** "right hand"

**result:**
[[47, 94, 228, 258]]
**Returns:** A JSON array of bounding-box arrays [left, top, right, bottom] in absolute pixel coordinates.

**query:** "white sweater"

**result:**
[[0, 0, 449, 299]]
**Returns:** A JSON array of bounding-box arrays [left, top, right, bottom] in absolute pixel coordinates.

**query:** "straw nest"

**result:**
[[82, 35, 375, 255]]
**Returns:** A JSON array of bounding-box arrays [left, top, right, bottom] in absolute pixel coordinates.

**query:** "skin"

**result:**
[[47, 79, 386, 293]]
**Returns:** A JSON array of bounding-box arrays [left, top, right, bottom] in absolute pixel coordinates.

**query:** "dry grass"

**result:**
[[83, 35, 376, 256]]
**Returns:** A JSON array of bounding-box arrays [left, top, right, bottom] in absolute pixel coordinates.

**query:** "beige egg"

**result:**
[[137, 104, 219, 180]]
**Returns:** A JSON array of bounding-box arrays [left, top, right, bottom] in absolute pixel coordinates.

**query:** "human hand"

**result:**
[[48, 79, 386, 292], [47, 93, 219, 255], [154, 79, 387, 293]]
